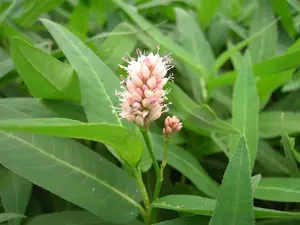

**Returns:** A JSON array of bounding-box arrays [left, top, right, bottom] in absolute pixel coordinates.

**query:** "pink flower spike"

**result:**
[[163, 116, 182, 137], [115, 48, 173, 127]]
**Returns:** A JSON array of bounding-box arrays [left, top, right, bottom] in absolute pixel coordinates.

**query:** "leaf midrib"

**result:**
[[1, 131, 139, 208]]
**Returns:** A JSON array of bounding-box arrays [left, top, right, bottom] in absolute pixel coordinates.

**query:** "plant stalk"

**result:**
[[140, 128, 161, 200], [151, 137, 170, 223], [134, 168, 151, 224]]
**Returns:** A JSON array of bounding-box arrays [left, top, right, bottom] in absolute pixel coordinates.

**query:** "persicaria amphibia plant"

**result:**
[[115, 48, 182, 224]]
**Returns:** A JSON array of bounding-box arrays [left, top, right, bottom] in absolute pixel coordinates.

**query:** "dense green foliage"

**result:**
[[1, 0, 300, 224]]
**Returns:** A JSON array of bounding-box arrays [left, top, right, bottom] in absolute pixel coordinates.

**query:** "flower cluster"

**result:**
[[163, 116, 182, 137], [116, 48, 173, 127]]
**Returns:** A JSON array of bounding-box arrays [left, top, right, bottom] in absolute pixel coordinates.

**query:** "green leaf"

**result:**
[[0, 133, 141, 223], [207, 49, 300, 91], [256, 140, 290, 175], [25, 211, 105, 225], [0, 98, 63, 119], [111, 0, 205, 76], [26, 211, 144, 225], [288, 0, 300, 11], [152, 134, 219, 198], [0, 118, 143, 167], [197, 0, 222, 29], [231, 53, 259, 166], [69, 0, 90, 39], [257, 219, 300, 225], [100, 23, 137, 71], [251, 174, 262, 194], [16, 0, 66, 26], [168, 83, 237, 136], [248, 0, 277, 63], [41, 99, 87, 122], [176, 8, 215, 73], [155, 215, 210, 225], [256, 35, 300, 105], [282, 71, 300, 92], [210, 136, 254, 225], [153, 195, 300, 218], [259, 111, 300, 138], [175, 8, 214, 103], [41, 19, 122, 125], [0, 104, 141, 223], [282, 134, 300, 177], [291, 141, 300, 164], [0, 0, 17, 24], [271, 0, 295, 38], [0, 49, 14, 79], [0, 213, 26, 223], [0, 168, 32, 225], [213, 19, 278, 74], [10, 38, 80, 101], [254, 178, 300, 202]]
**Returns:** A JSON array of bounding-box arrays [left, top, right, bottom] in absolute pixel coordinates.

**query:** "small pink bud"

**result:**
[[126, 114, 136, 121], [132, 77, 143, 87], [142, 99, 150, 107], [132, 93, 142, 102], [142, 66, 150, 80], [135, 88, 144, 97], [147, 77, 156, 89], [126, 81, 135, 92], [145, 90, 153, 98], [142, 109, 149, 118], [142, 84, 149, 91], [132, 102, 142, 109], [135, 115, 144, 127], [163, 116, 182, 137]]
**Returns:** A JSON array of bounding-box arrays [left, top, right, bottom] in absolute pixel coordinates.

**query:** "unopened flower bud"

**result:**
[[163, 116, 182, 137]]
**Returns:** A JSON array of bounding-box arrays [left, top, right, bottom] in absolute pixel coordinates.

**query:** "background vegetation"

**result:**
[[1, 0, 300, 224]]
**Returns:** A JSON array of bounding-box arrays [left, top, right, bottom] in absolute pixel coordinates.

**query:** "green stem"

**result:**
[[134, 168, 151, 224], [140, 129, 161, 200], [151, 137, 170, 223], [153, 137, 170, 200]]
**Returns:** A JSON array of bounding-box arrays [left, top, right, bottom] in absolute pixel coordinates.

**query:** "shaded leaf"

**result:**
[[16, 0, 66, 26], [153, 195, 300, 218], [152, 134, 219, 198], [111, 0, 205, 76], [282, 134, 300, 177], [168, 83, 237, 136], [0, 168, 32, 225], [248, 0, 277, 63], [25, 211, 144, 225], [197, 0, 222, 29], [155, 215, 210, 225], [259, 111, 300, 138], [272, 0, 295, 38], [254, 178, 300, 202], [0, 213, 25, 223]]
